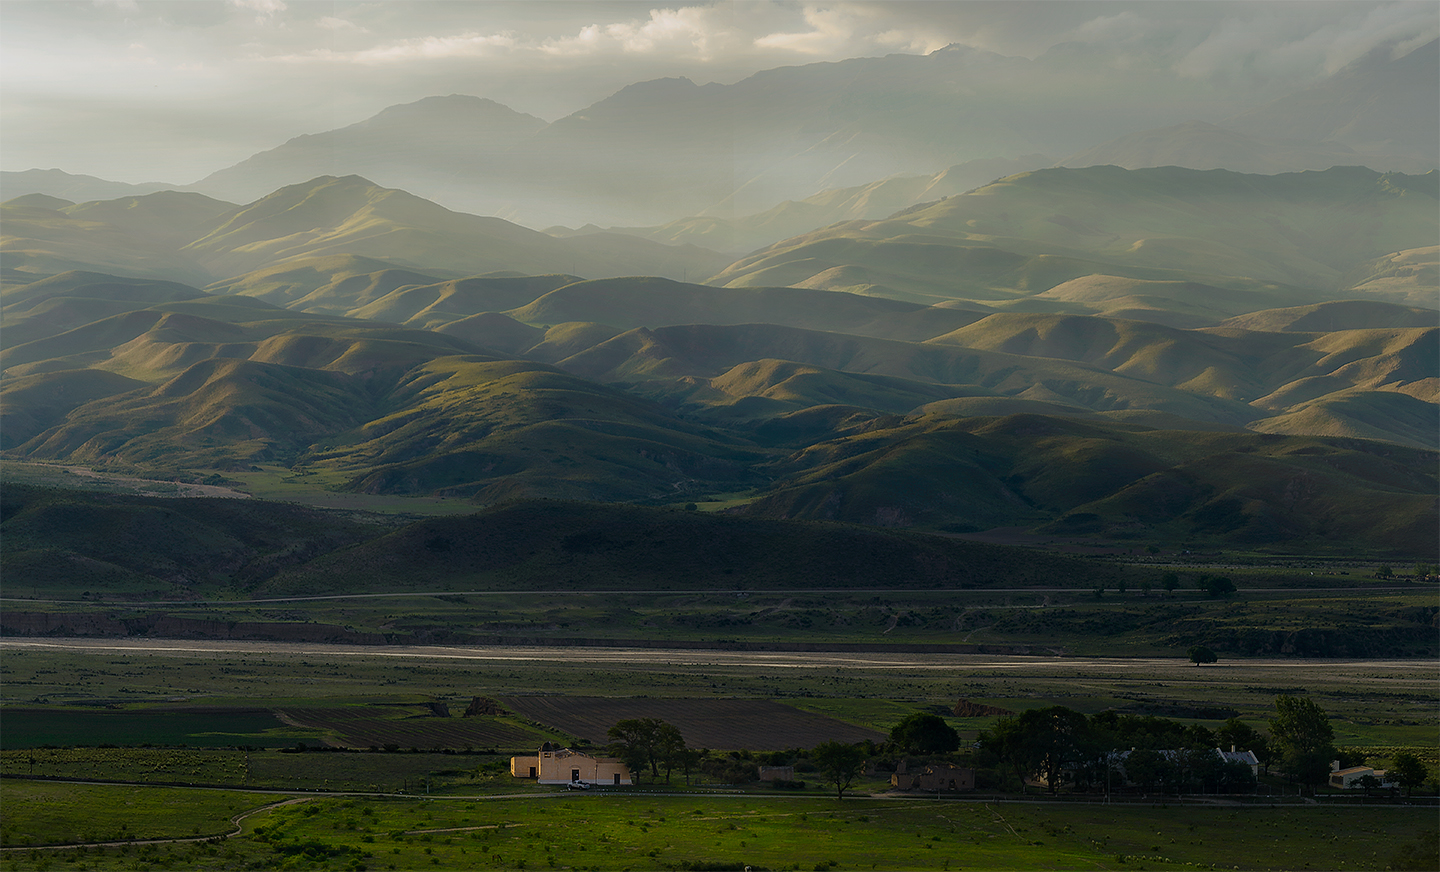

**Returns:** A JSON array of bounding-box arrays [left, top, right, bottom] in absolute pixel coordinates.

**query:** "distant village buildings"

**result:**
[[890, 760, 975, 791], [511, 742, 633, 786], [758, 765, 797, 782]]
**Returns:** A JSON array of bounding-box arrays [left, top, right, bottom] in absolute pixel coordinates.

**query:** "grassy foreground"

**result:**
[[0, 781, 287, 848], [0, 785, 1434, 871]]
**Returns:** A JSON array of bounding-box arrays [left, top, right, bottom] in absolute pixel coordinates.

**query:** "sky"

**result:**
[[2, 0, 1437, 184]]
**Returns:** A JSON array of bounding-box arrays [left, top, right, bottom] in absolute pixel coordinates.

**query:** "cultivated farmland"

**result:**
[[502, 696, 884, 749], [277, 706, 559, 750]]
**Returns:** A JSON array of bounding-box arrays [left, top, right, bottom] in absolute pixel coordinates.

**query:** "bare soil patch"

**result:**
[[278, 706, 546, 750]]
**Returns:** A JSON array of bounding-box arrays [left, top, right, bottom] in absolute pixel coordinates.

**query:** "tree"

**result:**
[[1187, 645, 1218, 666], [1390, 751, 1428, 797], [1161, 572, 1179, 595], [811, 741, 868, 799], [1124, 749, 1175, 793], [1376, 565, 1394, 579], [607, 718, 686, 782], [889, 712, 960, 754], [653, 721, 687, 784], [1268, 696, 1335, 791], [1197, 575, 1236, 597], [1010, 706, 1090, 796], [1216, 717, 1269, 770]]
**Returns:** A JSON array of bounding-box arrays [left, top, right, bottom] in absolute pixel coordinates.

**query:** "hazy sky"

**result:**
[[3, 1, 1437, 183]]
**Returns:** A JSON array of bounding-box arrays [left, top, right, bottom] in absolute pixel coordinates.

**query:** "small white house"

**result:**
[[511, 742, 633, 786], [1328, 762, 1393, 790]]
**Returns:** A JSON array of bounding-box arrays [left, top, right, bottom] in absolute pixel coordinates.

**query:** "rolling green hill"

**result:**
[[352, 274, 580, 327], [201, 254, 451, 313], [0, 483, 389, 597], [184, 175, 731, 284], [1219, 297, 1438, 334], [739, 414, 1437, 554], [504, 276, 987, 340], [0, 199, 215, 288], [0, 483, 1150, 600], [258, 498, 1142, 597], [316, 356, 765, 503], [711, 166, 1439, 312], [3, 161, 1434, 557]]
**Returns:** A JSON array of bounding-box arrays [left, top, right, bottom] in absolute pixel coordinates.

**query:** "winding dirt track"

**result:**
[[0, 796, 306, 853]]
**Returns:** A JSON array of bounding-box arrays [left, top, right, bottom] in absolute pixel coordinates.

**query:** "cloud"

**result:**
[[92, 0, 138, 11], [754, 5, 862, 55], [1174, 1, 1439, 84], [541, 7, 734, 59], [316, 16, 366, 33], [230, 0, 287, 25], [279, 31, 517, 65]]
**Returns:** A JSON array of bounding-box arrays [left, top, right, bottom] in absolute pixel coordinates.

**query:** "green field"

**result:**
[[3, 643, 1435, 748], [0, 781, 286, 847], [0, 708, 315, 750], [0, 747, 523, 795], [0, 787, 1434, 870]]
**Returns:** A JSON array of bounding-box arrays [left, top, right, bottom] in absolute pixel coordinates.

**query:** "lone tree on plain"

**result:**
[[811, 741, 868, 799], [1187, 645, 1219, 666], [889, 712, 960, 754]]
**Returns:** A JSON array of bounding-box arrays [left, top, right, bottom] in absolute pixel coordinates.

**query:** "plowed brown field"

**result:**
[[501, 697, 882, 750], [278, 707, 552, 750]]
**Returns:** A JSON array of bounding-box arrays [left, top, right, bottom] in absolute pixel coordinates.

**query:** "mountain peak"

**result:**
[[365, 94, 540, 124], [588, 76, 700, 109]]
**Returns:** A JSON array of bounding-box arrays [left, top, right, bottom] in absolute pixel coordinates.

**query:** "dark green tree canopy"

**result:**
[[1187, 645, 1219, 666], [1197, 575, 1236, 597], [607, 717, 687, 782], [1389, 751, 1429, 796], [1269, 695, 1336, 787], [889, 712, 960, 754], [811, 741, 868, 799]]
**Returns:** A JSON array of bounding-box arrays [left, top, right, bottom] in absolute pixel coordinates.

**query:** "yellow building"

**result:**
[[511, 742, 633, 786]]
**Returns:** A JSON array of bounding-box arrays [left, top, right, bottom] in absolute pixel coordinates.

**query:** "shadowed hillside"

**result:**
[[0, 484, 1153, 601], [258, 498, 1144, 597], [738, 414, 1437, 554]]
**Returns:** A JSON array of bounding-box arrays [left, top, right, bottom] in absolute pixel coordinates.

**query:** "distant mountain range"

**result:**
[[0, 176, 729, 288], [6, 39, 1432, 232], [2, 163, 1435, 555], [713, 165, 1439, 312]]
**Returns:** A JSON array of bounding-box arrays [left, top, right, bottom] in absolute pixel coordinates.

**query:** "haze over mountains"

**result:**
[[5, 38, 1435, 233], [2, 23, 1436, 564]]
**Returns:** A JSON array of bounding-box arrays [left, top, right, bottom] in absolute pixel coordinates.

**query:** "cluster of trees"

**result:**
[[978, 704, 1276, 796], [607, 697, 1430, 800], [606, 718, 692, 783], [605, 712, 959, 798], [978, 695, 1429, 797]]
